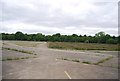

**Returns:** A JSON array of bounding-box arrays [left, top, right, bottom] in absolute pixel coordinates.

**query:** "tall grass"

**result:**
[[48, 42, 118, 51]]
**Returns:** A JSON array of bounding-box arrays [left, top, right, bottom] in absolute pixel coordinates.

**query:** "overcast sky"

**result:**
[[0, 0, 119, 36]]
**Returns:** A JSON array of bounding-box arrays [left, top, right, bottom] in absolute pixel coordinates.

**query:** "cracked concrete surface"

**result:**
[[2, 41, 119, 79]]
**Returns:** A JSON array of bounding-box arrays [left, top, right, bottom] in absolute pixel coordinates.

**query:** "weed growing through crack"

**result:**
[[57, 58, 80, 63], [61, 58, 68, 60], [57, 58, 68, 60], [2, 57, 36, 61], [72, 59, 80, 62], [2, 47, 35, 55]]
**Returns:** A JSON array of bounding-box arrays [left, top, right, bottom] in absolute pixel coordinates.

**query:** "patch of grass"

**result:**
[[61, 58, 68, 60], [82, 61, 91, 64], [57, 58, 80, 63], [72, 59, 80, 62], [57, 58, 68, 60], [48, 42, 118, 51], [94, 56, 114, 65], [2, 57, 36, 61], [2, 47, 35, 55]]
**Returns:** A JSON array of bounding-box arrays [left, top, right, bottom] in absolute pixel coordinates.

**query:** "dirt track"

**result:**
[[2, 41, 119, 79]]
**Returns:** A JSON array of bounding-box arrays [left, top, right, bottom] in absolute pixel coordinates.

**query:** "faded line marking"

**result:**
[[64, 71, 72, 79]]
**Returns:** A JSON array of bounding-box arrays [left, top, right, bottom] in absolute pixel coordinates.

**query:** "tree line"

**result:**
[[0, 31, 119, 44]]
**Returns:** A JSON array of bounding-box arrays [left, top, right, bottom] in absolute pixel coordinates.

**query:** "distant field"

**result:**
[[48, 42, 119, 51]]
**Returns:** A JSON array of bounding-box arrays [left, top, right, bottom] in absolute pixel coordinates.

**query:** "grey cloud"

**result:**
[[2, 0, 50, 21], [0, 0, 118, 35], [27, 3, 117, 28]]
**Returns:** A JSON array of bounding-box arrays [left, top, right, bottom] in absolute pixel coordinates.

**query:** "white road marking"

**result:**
[[64, 71, 72, 79]]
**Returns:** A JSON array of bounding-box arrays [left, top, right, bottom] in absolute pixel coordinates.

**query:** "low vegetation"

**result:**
[[48, 42, 118, 51], [94, 56, 114, 65], [2, 47, 36, 55], [2, 57, 36, 61]]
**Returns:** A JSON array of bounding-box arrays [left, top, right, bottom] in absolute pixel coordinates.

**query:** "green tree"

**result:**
[[52, 33, 61, 37], [15, 31, 26, 40], [72, 34, 78, 37], [35, 33, 44, 41], [95, 32, 105, 37], [95, 32, 106, 43]]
